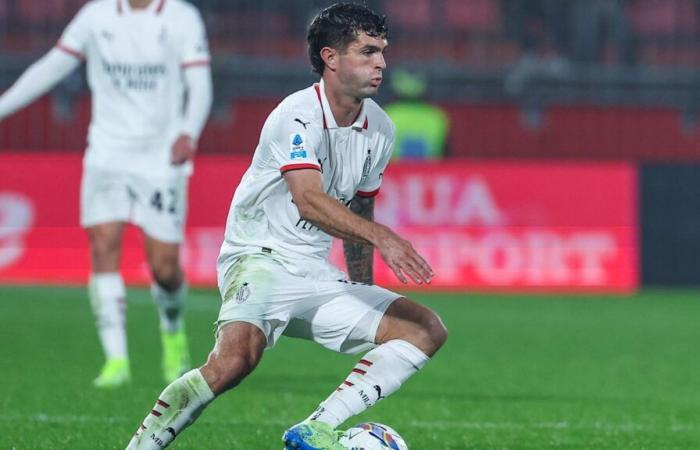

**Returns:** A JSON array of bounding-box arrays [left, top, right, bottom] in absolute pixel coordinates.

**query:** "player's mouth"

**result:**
[[370, 77, 383, 87]]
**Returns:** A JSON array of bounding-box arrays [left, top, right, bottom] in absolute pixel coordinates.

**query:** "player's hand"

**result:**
[[171, 134, 197, 165], [373, 224, 434, 285]]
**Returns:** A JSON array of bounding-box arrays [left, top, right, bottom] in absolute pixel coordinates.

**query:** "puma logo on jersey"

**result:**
[[294, 118, 311, 129]]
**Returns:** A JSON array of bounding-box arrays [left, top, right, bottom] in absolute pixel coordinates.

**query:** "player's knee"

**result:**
[[424, 311, 448, 353], [202, 351, 259, 394], [409, 310, 447, 356], [89, 233, 121, 268], [150, 255, 182, 290]]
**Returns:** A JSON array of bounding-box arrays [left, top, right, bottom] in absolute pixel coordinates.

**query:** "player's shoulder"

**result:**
[[274, 85, 324, 130], [73, 0, 108, 19], [364, 98, 396, 137], [162, 0, 203, 20]]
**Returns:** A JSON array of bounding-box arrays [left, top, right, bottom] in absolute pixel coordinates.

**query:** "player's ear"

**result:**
[[320, 47, 337, 72]]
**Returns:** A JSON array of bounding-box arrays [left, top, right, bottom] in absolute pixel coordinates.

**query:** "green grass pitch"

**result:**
[[1, 285, 699, 449]]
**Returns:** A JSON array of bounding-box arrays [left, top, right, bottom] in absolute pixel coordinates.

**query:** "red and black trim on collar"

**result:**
[[155, 0, 166, 14], [313, 84, 327, 130], [280, 163, 322, 174], [314, 83, 370, 131]]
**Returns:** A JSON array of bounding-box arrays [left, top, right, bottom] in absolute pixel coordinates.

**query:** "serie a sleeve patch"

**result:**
[[289, 133, 309, 160]]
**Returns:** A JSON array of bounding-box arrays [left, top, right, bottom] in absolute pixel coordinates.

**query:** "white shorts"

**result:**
[[80, 166, 188, 243], [217, 254, 402, 354]]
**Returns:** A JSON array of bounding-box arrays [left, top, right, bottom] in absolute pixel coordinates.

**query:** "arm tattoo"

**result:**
[[343, 195, 375, 284]]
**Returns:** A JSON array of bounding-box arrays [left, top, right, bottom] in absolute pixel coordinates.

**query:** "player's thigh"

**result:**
[[217, 254, 317, 350], [202, 320, 267, 394], [283, 281, 401, 355], [80, 167, 131, 229], [131, 172, 188, 244]]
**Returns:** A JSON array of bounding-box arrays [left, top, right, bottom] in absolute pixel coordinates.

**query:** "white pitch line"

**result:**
[[0, 414, 696, 433]]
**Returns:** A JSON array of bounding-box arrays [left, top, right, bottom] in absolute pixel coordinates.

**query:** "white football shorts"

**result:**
[[216, 253, 402, 354], [80, 166, 188, 243]]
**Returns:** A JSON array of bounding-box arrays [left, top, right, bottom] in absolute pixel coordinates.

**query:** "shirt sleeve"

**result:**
[[56, 4, 92, 59], [356, 128, 394, 197], [180, 8, 211, 68], [264, 111, 323, 174]]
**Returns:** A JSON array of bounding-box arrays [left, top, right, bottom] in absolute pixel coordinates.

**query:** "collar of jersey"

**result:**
[[316, 79, 368, 131], [117, 0, 165, 15]]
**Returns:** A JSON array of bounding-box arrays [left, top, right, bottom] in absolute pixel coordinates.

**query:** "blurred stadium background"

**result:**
[[3, 0, 700, 290], [2, 1, 700, 448]]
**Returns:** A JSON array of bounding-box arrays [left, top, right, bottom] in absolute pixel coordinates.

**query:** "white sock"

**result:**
[[307, 339, 430, 428], [151, 282, 186, 333], [126, 369, 215, 450], [89, 272, 127, 360]]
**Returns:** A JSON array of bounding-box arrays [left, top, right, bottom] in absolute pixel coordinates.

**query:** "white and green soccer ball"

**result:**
[[339, 422, 408, 450]]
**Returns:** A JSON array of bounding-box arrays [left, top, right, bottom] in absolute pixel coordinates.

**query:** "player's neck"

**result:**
[[322, 78, 362, 128], [128, 0, 153, 10]]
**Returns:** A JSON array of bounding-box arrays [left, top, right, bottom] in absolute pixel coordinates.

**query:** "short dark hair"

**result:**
[[307, 2, 388, 75]]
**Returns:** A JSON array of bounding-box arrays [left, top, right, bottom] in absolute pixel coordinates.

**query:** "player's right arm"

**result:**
[[0, 3, 90, 122], [284, 169, 433, 285], [0, 49, 81, 121]]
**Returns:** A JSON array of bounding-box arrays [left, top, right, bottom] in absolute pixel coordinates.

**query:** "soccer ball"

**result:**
[[339, 422, 408, 450]]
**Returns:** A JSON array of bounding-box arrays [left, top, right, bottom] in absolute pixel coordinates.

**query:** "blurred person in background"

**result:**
[[502, 0, 571, 93], [385, 69, 450, 159], [0, 0, 213, 388], [570, 0, 636, 66], [125, 3, 446, 449]]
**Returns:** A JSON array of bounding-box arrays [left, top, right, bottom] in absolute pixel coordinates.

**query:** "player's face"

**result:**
[[336, 33, 388, 99]]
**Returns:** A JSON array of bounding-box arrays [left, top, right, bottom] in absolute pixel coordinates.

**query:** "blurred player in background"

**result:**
[[126, 3, 447, 449], [0, 0, 213, 387]]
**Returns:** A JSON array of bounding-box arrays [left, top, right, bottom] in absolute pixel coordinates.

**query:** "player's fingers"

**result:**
[[400, 262, 425, 285], [403, 257, 432, 284], [388, 260, 408, 284], [408, 248, 434, 278]]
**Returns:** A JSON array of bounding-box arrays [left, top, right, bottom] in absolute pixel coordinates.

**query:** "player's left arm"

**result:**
[[172, 7, 212, 165], [343, 195, 375, 284], [171, 65, 212, 164]]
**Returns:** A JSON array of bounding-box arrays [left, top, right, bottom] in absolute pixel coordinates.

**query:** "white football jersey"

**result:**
[[218, 79, 395, 280], [57, 0, 210, 177]]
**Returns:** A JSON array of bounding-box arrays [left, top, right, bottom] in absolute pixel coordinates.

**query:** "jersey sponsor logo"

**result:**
[[290, 133, 308, 160], [102, 61, 167, 91]]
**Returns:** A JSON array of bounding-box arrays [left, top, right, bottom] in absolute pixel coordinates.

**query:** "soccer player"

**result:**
[[125, 3, 447, 449], [0, 0, 213, 387]]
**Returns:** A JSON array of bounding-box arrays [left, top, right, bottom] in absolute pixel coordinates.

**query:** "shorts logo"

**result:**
[[235, 282, 251, 304], [290, 133, 308, 160]]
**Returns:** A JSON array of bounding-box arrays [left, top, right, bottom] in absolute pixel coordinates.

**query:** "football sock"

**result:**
[[126, 369, 214, 450], [151, 281, 186, 333], [307, 339, 430, 428], [89, 272, 128, 360]]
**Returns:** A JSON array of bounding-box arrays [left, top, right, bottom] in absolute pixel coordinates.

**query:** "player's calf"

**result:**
[[125, 369, 214, 450]]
